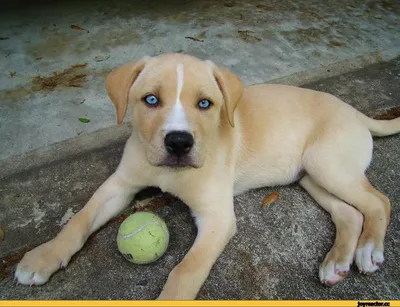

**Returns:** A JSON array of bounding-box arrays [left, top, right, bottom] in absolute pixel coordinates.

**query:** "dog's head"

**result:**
[[106, 53, 243, 169]]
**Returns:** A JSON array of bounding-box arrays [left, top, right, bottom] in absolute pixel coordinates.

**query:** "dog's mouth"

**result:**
[[158, 154, 199, 169]]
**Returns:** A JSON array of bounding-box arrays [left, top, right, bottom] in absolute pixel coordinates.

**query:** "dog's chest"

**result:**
[[150, 170, 190, 196]]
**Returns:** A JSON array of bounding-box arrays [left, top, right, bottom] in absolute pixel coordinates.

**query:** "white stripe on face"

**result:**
[[164, 63, 190, 133]]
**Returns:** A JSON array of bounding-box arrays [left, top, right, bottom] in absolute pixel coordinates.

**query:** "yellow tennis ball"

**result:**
[[117, 212, 169, 264]]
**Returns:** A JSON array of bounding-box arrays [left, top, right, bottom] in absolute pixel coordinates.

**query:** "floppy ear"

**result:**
[[105, 57, 149, 125], [208, 62, 244, 128]]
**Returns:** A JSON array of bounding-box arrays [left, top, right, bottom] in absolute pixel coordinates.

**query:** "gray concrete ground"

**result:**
[[1, 0, 400, 301], [0, 56, 399, 300], [1, 0, 400, 161]]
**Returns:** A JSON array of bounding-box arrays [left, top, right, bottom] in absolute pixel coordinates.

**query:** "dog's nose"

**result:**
[[164, 131, 194, 156]]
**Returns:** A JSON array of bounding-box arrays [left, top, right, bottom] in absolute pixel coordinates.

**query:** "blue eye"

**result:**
[[143, 94, 159, 106], [198, 99, 212, 109]]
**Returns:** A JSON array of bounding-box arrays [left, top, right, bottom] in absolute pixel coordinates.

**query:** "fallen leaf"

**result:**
[[328, 40, 344, 47], [36, 57, 43, 61], [9, 71, 16, 78], [185, 36, 203, 42], [238, 30, 253, 34], [306, 10, 323, 20], [374, 106, 400, 120], [78, 117, 90, 123], [71, 25, 84, 31], [185, 31, 206, 42], [73, 99, 85, 105], [0, 226, 4, 241], [262, 192, 280, 208], [237, 30, 262, 42], [0, 37, 9, 40], [94, 54, 110, 62], [196, 31, 207, 40]]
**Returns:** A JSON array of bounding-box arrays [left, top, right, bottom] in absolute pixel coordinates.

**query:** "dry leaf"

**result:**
[[94, 54, 110, 62], [306, 10, 323, 20], [0, 226, 4, 241], [262, 192, 280, 208], [72, 99, 85, 105], [71, 25, 84, 31], [328, 40, 344, 47], [237, 30, 262, 42], [374, 106, 400, 120], [185, 31, 206, 42], [185, 36, 203, 42]]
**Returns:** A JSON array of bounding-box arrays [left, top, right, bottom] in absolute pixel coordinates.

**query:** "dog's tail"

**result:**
[[356, 111, 400, 137]]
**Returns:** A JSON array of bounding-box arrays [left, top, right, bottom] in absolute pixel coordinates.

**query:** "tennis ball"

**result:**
[[117, 212, 169, 264]]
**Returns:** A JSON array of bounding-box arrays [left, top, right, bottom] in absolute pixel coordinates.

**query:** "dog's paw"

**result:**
[[355, 242, 384, 274], [319, 244, 354, 286], [15, 240, 68, 286], [319, 260, 351, 286]]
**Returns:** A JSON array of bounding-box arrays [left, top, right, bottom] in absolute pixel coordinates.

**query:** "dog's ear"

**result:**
[[207, 61, 244, 128], [105, 56, 149, 125]]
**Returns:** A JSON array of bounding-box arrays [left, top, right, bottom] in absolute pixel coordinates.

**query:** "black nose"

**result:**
[[164, 131, 194, 156]]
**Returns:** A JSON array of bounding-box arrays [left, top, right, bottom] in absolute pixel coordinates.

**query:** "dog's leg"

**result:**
[[299, 175, 363, 285], [157, 194, 236, 300], [15, 172, 140, 286], [327, 179, 389, 274], [306, 168, 390, 274], [354, 180, 391, 273], [304, 124, 391, 275]]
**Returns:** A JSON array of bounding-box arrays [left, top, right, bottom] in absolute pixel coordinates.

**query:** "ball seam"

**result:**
[[118, 221, 167, 240]]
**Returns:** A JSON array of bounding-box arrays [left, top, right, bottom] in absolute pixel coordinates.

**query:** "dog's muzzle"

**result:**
[[162, 131, 195, 167]]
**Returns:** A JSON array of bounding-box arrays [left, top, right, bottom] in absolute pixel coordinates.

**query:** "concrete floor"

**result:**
[[0, 0, 400, 301], [0, 58, 399, 300], [1, 0, 400, 161]]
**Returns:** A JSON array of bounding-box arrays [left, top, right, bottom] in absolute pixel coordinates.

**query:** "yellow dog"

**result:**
[[16, 53, 400, 300]]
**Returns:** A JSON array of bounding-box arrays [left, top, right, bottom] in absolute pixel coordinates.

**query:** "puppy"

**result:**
[[15, 53, 400, 300]]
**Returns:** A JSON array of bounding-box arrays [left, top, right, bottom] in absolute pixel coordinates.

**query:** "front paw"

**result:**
[[15, 240, 69, 286]]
